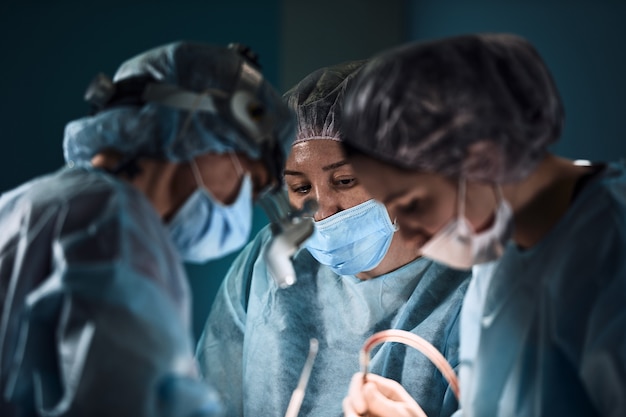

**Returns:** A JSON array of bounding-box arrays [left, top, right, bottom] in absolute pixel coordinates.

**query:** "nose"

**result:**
[[313, 187, 342, 222]]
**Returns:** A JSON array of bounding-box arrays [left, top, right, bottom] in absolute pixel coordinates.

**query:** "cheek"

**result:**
[[354, 172, 387, 202], [421, 206, 455, 234], [391, 201, 455, 243], [341, 186, 372, 207], [395, 218, 438, 250]]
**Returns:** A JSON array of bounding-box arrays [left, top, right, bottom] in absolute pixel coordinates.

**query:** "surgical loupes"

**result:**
[[260, 191, 317, 288]]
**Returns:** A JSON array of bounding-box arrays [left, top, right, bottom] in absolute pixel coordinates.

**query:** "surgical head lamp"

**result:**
[[83, 43, 314, 288]]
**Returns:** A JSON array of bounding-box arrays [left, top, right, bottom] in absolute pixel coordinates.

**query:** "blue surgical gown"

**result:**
[[456, 162, 626, 417], [196, 226, 470, 417], [0, 166, 222, 416]]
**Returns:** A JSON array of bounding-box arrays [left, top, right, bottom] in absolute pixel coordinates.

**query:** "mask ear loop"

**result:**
[[177, 88, 249, 203], [229, 152, 245, 178], [227, 152, 250, 202], [457, 177, 466, 220], [456, 178, 471, 238], [494, 184, 504, 204], [189, 158, 206, 189], [189, 153, 247, 207]]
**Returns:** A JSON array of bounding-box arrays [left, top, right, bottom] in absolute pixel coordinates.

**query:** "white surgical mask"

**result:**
[[304, 199, 397, 275], [168, 154, 253, 263], [420, 179, 513, 270]]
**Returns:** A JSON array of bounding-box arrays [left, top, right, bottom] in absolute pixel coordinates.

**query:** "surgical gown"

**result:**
[[0, 166, 222, 416], [197, 226, 470, 417], [456, 162, 626, 417]]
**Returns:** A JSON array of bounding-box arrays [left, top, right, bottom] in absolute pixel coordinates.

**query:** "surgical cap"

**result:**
[[63, 41, 295, 167], [342, 33, 564, 183], [283, 60, 366, 144]]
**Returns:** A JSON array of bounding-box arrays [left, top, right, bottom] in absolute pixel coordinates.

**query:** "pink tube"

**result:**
[[359, 329, 460, 399]]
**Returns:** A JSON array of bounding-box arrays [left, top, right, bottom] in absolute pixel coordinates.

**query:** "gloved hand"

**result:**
[[342, 372, 426, 417]]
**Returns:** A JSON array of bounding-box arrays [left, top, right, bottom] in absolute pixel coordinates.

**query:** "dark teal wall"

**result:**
[[0, 0, 281, 341], [281, 0, 405, 91], [407, 0, 626, 162]]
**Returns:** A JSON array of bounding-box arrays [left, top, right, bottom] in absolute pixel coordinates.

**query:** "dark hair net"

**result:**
[[283, 60, 366, 144], [63, 41, 295, 166], [342, 33, 564, 183]]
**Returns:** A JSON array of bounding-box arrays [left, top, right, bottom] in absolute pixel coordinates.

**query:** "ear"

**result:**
[[461, 140, 506, 182]]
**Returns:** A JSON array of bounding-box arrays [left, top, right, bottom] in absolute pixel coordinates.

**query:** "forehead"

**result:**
[[286, 139, 346, 169], [348, 154, 448, 202]]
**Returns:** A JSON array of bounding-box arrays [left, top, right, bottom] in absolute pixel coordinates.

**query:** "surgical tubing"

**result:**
[[359, 329, 460, 399]]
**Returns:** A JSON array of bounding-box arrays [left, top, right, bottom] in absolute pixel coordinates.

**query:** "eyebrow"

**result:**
[[383, 190, 408, 205], [322, 160, 349, 171], [283, 160, 349, 176]]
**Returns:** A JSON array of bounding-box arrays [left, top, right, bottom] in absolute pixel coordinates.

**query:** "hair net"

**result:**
[[342, 33, 564, 183], [63, 41, 295, 169], [283, 60, 366, 144]]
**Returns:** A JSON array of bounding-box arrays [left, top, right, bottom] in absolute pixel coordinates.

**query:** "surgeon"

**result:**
[[340, 34, 626, 417], [196, 60, 471, 417], [0, 41, 295, 416]]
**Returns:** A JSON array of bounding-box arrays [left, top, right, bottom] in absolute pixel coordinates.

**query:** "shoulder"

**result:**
[[576, 163, 626, 221], [0, 168, 123, 243], [562, 163, 626, 259], [220, 225, 274, 307], [1, 167, 149, 219], [8, 168, 162, 258]]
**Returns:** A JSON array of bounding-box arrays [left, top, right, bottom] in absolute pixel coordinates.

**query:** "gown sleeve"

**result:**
[[2, 176, 223, 417]]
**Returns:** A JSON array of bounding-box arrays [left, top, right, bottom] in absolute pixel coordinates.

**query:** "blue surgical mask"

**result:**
[[168, 157, 253, 263], [303, 199, 396, 275]]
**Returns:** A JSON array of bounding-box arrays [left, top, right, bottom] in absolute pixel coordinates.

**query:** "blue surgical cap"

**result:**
[[283, 60, 366, 144], [63, 41, 295, 169], [342, 33, 564, 183]]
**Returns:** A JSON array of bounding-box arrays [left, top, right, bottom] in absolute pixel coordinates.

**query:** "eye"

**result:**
[[334, 176, 358, 189], [288, 183, 311, 194], [397, 198, 422, 215]]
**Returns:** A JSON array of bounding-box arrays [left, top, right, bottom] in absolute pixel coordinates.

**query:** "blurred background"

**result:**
[[1, 0, 624, 341]]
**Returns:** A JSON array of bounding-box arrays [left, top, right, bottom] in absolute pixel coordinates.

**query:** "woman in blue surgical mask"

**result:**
[[340, 34, 626, 417], [196, 61, 471, 417], [0, 41, 295, 417]]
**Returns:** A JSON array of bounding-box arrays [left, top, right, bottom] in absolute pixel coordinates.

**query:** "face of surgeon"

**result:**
[[347, 154, 499, 248], [92, 150, 272, 221], [189, 152, 272, 205], [284, 140, 371, 221]]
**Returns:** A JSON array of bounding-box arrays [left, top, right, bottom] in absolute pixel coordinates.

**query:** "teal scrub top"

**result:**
[[457, 162, 626, 417], [197, 225, 470, 417]]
